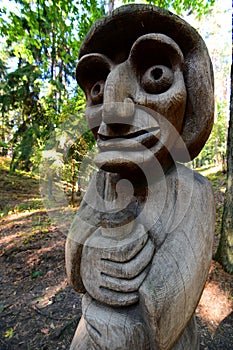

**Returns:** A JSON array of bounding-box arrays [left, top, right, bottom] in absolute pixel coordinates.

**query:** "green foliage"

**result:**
[[215, 73, 233, 274], [194, 102, 228, 168], [0, 0, 103, 173], [40, 94, 96, 204], [125, 0, 215, 16], [0, 0, 217, 182], [4, 328, 14, 339], [0, 141, 8, 147], [31, 270, 43, 278]]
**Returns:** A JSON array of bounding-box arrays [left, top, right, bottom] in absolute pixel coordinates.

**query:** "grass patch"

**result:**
[[197, 165, 226, 191], [0, 156, 42, 217]]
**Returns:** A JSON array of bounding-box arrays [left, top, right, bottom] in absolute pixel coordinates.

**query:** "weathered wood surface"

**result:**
[[78, 4, 214, 162], [66, 4, 215, 350]]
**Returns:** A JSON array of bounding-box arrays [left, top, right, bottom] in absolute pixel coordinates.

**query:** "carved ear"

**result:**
[[76, 53, 112, 101], [129, 33, 184, 72], [175, 45, 214, 161]]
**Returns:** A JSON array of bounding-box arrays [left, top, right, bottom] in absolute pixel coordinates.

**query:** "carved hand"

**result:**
[[80, 223, 155, 306]]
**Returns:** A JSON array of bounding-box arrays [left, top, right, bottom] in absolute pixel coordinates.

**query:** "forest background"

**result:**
[[0, 1, 232, 348], [0, 0, 231, 174], [1, 0, 232, 270]]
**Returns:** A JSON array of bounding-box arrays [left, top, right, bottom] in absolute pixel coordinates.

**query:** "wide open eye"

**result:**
[[129, 33, 184, 95], [90, 80, 105, 104], [141, 65, 173, 94], [76, 53, 112, 105]]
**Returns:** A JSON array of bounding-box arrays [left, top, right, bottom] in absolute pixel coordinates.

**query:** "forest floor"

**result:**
[[0, 157, 232, 350]]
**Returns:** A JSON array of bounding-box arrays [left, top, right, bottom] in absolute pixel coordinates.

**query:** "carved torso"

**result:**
[[67, 164, 215, 349]]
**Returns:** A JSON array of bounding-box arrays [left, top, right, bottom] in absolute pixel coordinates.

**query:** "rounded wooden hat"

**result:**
[[78, 4, 214, 161]]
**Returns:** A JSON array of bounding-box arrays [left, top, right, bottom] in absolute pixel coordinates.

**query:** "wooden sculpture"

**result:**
[[66, 5, 215, 349]]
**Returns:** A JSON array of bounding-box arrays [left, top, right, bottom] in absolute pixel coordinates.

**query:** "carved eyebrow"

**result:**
[[129, 33, 184, 70], [76, 53, 113, 91]]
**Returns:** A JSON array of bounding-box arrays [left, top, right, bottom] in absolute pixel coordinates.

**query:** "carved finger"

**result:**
[[86, 322, 102, 350], [101, 238, 155, 279], [100, 266, 149, 292], [100, 224, 149, 262], [98, 287, 139, 306], [84, 300, 103, 349]]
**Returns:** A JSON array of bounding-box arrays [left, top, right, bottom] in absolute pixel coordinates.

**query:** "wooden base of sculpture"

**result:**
[[70, 316, 199, 350]]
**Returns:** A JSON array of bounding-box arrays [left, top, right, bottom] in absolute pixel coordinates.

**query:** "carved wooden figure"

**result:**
[[66, 5, 215, 350]]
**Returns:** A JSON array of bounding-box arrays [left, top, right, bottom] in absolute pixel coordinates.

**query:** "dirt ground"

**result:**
[[0, 159, 232, 349]]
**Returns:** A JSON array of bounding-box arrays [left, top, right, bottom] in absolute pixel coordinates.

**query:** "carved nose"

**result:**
[[102, 97, 135, 125]]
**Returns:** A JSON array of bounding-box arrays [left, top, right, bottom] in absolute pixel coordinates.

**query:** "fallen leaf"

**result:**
[[41, 328, 49, 335]]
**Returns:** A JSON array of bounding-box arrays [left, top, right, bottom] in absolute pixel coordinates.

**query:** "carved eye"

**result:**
[[90, 80, 105, 104], [76, 53, 112, 105], [141, 65, 173, 94]]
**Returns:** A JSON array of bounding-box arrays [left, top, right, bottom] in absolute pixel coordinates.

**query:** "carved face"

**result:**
[[76, 34, 187, 174]]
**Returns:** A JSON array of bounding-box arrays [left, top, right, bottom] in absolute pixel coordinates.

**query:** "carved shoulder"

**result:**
[[165, 164, 215, 233], [139, 164, 215, 350]]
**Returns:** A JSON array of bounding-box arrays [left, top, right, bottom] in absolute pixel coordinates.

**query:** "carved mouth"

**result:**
[[97, 127, 160, 151]]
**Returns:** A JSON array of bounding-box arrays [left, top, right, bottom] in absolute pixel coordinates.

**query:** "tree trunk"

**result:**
[[51, 26, 55, 80], [216, 64, 233, 274], [71, 158, 75, 207], [108, 1, 114, 14]]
